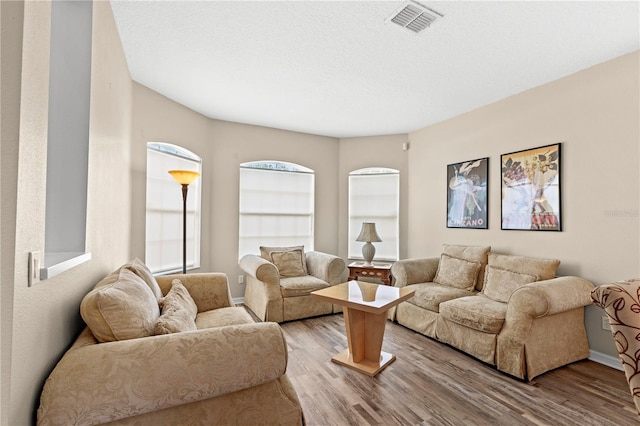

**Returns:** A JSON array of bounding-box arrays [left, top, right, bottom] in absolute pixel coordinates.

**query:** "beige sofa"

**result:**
[[239, 247, 346, 323], [37, 260, 304, 425], [390, 245, 594, 380]]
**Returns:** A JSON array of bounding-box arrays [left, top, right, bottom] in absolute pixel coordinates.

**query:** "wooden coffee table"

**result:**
[[311, 281, 415, 376]]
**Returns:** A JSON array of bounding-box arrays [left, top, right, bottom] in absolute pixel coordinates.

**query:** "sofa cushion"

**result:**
[[124, 258, 163, 300], [406, 283, 476, 313], [279, 275, 329, 297], [80, 268, 160, 343], [195, 307, 255, 329], [488, 253, 560, 280], [260, 245, 308, 277], [439, 295, 507, 334], [482, 266, 538, 303], [442, 244, 491, 290], [434, 253, 481, 291]]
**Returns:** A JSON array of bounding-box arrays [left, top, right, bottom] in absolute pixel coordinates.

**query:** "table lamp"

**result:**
[[356, 222, 382, 265]]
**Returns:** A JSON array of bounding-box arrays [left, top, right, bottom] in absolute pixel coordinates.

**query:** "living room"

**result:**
[[2, 1, 639, 424]]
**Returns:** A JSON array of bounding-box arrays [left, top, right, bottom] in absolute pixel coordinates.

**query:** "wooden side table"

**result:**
[[348, 262, 393, 286]]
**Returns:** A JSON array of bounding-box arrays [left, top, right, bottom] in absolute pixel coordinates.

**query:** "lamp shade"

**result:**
[[168, 170, 200, 185], [356, 222, 382, 243]]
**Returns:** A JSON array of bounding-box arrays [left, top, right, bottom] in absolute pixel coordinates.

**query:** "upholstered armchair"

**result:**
[[239, 246, 346, 322], [591, 279, 640, 415]]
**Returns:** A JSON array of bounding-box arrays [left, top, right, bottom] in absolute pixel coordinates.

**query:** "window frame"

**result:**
[[348, 167, 400, 262], [238, 161, 315, 259], [145, 142, 202, 274]]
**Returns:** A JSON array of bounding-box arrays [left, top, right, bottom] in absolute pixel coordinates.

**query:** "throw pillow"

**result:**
[[482, 265, 538, 303], [271, 250, 307, 277], [488, 253, 560, 281], [159, 279, 198, 318], [433, 253, 481, 291], [124, 258, 163, 300], [80, 268, 160, 343], [442, 244, 491, 290], [155, 279, 198, 335], [260, 245, 308, 277]]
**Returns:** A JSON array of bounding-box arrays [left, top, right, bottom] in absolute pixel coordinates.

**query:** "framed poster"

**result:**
[[446, 157, 488, 229], [501, 143, 562, 231]]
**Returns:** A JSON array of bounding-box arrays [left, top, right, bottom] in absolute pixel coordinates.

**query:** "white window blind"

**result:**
[[349, 168, 399, 261], [146, 143, 202, 274], [239, 161, 314, 259]]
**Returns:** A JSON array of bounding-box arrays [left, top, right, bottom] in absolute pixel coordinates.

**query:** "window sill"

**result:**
[[41, 252, 92, 280]]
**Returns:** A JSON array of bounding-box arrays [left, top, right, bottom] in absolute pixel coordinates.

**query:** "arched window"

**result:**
[[146, 142, 202, 273], [348, 167, 399, 261], [238, 161, 315, 258]]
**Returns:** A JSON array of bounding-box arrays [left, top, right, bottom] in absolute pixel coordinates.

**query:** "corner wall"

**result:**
[[406, 50, 640, 357], [4, 2, 133, 424], [130, 89, 340, 298], [337, 134, 410, 261]]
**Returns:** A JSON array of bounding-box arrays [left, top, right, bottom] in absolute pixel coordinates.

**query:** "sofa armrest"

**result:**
[[391, 257, 439, 287], [157, 273, 233, 313], [306, 251, 346, 284], [507, 276, 594, 319], [37, 322, 288, 426], [239, 254, 280, 285]]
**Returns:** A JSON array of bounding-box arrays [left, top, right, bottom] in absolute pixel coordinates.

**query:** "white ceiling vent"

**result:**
[[388, 1, 442, 34]]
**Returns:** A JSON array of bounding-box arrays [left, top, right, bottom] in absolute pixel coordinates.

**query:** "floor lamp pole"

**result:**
[[181, 184, 188, 274], [168, 169, 200, 275]]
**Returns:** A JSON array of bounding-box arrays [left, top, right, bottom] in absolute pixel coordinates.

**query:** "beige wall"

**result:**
[[130, 91, 340, 298], [2, 2, 133, 424], [130, 83, 213, 272], [406, 50, 640, 357], [209, 120, 339, 297]]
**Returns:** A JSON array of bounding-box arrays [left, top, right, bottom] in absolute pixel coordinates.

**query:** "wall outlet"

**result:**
[[28, 251, 42, 287], [601, 316, 611, 331], [238, 275, 244, 284]]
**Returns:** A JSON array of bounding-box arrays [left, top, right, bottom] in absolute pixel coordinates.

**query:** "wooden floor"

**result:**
[[278, 314, 637, 426]]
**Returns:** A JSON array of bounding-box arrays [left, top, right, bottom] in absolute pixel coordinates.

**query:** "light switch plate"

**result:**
[[28, 251, 42, 287]]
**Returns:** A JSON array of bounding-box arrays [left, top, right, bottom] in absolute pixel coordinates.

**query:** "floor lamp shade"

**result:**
[[169, 170, 200, 274], [356, 222, 382, 265]]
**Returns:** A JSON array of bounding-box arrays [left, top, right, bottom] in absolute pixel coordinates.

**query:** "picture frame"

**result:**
[[501, 143, 562, 231], [446, 157, 488, 229]]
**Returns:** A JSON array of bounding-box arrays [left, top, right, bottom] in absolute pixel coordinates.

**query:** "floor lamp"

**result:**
[[168, 170, 200, 274]]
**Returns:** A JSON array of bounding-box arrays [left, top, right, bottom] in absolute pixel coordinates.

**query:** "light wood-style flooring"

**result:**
[[278, 313, 637, 425]]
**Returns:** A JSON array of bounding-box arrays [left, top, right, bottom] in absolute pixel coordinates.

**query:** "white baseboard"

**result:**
[[233, 297, 245, 305], [589, 349, 623, 371]]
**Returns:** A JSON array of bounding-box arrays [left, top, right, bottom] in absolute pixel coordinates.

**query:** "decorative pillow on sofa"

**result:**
[[124, 258, 163, 300], [433, 253, 481, 291], [260, 245, 308, 278], [482, 265, 538, 303], [80, 268, 160, 343], [442, 244, 490, 290], [488, 253, 560, 281], [154, 279, 198, 334]]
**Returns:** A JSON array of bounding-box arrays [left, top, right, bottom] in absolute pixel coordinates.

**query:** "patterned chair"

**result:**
[[591, 279, 640, 415]]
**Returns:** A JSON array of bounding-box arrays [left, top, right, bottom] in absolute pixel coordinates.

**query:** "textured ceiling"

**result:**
[[110, 1, 640, 138]]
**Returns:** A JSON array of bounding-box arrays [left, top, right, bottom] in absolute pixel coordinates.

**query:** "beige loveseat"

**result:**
[[37, 260, 304, 425], [390, 245, 594, 380], [239, 246, 346, 323]]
